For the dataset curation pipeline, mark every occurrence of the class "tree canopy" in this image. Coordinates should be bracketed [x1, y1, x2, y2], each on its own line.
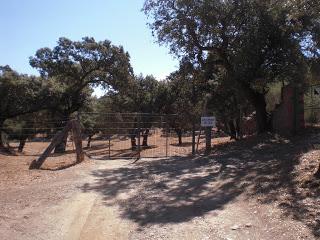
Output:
[30, 37, 134, 94]
[0, 66, 49, 120]
[143, 0, 320, 132]
[0, 66, 54, 148]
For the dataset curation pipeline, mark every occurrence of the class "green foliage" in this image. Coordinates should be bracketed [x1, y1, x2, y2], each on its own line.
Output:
[94, 75, 162, 135]
[29, 37, 134, 119]
[144, 0, 320, 132]
[0, 37, 134, 150]
[78, 97, 101, 136]
[30, 37, 133, 93]
[0, 66, 49, 123]
[161, 63, 205, 131]
[104, 74, 160, 113]
[3, 111, 55, 138]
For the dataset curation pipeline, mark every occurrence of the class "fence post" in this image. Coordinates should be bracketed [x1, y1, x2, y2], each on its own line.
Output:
[108, 138, 111, 159]
[205, 126, 212, 154]
[166, 121, 169, 158]
[137, 114, 141, 159]
[192, 121, 196, 155]
[196, 128, 202, 152]
[29, 121, 73, 169]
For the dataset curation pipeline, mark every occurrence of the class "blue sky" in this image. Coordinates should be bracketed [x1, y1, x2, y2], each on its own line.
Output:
[0, 0, 178, 95]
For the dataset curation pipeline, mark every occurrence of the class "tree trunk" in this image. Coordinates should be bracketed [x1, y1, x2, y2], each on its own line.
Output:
[228, 120, 237, 140]
[18, 138, 27, 153]
[0, 119, 5, 149]
[222, 119, 229, 134]
[178, 133, 182, 145]
[192, 122, 196, 155]
[54, 116, 70, 153]
[87, 135, 92, 148]
[230, 117, 242, 140]
[240, 83, 269, 134]
[54, 130, 69, 153]
[131, 134, 137, 150]
[254, 97, 269, 134]
[71, 120, 84, 163]
[30, 121, 73, 169]
[175, 129, 183, 145]
[246, 88, 269, 133]
[142, 129, 149, 147]
[205, 127, 212, 153]
[0, 136, 4, 149]
[315, 164, 320, 178]
[130, 118, 138, 150]
[235, 117, 241, 139]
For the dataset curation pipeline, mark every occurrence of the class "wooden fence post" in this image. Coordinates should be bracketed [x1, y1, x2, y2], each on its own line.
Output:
[29, 122, 72, 169]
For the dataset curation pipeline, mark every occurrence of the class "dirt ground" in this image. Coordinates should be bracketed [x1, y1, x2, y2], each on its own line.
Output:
[1, 129, 320, 239]
[85, 130, 231, 159]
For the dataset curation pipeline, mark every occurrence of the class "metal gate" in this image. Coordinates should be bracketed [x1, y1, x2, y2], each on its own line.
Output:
[79, 113, 199, 159]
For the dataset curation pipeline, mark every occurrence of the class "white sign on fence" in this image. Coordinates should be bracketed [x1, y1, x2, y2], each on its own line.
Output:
[201, 116, 216, 127]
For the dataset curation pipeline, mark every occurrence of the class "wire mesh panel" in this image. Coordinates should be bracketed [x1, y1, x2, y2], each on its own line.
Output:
[167, 130, 193, 156]
[79, 113, 197, 159]
[2, 113, 225, 160]
[2, 120, 79, 162]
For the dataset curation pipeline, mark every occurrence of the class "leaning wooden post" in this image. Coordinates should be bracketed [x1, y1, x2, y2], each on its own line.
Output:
[137, 114, 141, 159]
[165, 121, 169, 158]
[29, 121, 72, 169]
[29, 119, 84, 170]
[71, 120, 84, 163]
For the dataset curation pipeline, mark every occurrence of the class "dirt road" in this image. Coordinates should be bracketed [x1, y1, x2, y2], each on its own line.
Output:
[1, 133, 320, 239]
[0, 160, 316, 239]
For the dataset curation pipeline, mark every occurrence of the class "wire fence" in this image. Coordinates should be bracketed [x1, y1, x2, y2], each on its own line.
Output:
[2, 112, 220, 159]
[79, 112, 194, 159]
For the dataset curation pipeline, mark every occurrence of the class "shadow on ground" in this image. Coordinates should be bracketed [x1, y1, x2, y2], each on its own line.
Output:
[81, 129, 320, 237]
[85, 145, 159, 160]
